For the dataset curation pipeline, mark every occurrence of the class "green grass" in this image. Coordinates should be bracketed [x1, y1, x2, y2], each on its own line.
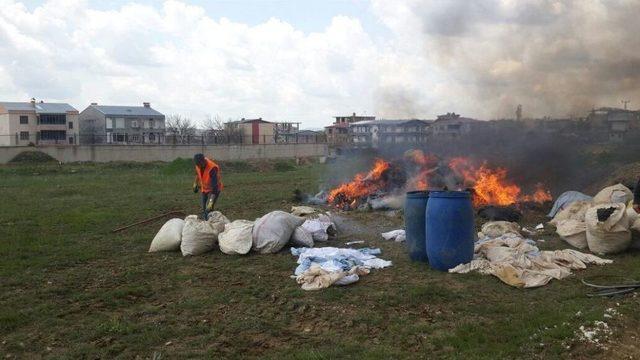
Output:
[0, 161, 639, 359]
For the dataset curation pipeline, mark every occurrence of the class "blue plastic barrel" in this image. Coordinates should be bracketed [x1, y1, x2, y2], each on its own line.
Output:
[404, 190, 429, 262]
[425, 191, 475, 271]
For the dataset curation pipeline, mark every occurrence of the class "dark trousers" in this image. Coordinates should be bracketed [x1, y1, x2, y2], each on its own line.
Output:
[201, 192, 220, 219]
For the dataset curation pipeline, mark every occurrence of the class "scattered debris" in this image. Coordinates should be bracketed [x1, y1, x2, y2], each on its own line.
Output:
[381, 229, 406, 242]
[345, 240, 365, 246]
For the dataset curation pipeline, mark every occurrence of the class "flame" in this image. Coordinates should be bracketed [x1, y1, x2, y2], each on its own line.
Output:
[327, 153, 552, 210]
[328, 158, 391, 208]
[449, 157, 552, 207]
[405, 149, 439, 191]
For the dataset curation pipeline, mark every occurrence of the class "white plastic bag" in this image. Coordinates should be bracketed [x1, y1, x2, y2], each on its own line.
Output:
[593, 184, 633, 204]
[149, 218, 184, 252]
[585, 203, 631, 255]
[219, 220, 254, 255]
[290, 226, 314, 247]
[555, 219, 587, 249]
[181, 213, 229, 256]
[252, 211, 305, 254]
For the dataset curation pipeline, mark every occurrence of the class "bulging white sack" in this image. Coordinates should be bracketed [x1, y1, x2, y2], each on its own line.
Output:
[593, 184, 633, 205]
[149, 218, 184, 252]
[219, 220, 254, 255]
[252, 211, 304, 254]
[586, 203, 631, 255]
[478, 221, 521, 239]
[181, 212, 229, 256]
[555, 219, 588, 249]
[300, 213, 335, 242]
[549, 200, 592, 226]
[290, 226, 314, 248]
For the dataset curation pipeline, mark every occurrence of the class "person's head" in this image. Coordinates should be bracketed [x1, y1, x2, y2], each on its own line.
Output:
[193, 153, 206, 168]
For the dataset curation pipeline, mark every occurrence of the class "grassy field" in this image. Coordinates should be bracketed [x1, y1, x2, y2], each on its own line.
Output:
[1, 159, 639, 359]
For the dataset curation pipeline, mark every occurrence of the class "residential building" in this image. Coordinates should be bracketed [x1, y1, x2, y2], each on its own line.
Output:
[350, 119, 431, 148]
[0, 98, 79, 146]
[430, 113, 483, 138]
[274, 121, 301, 143]
[225, 118, 275, 144]
[586, 107, 640, 142]
[325, 112, 375, 146]
[78, 102, 165, 144]
[280, 130, 325, 143]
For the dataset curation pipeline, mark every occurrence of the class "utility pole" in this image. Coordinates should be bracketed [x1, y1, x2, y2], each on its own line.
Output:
[621, 100, 630, 110]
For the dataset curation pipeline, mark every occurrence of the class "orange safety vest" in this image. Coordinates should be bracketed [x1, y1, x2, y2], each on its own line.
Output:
[195, 158, 224, 193]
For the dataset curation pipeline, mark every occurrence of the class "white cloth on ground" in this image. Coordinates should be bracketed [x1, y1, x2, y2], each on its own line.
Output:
[291, 247, 392, 290]
[449, 233, 612, 288]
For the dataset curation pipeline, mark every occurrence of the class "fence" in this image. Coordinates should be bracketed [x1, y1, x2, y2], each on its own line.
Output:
[80, 133, 327, 146]
[0, 133, 78, 146]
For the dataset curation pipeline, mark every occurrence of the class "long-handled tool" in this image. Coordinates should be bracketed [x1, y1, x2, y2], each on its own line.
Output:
[111, 210, 186, 233]
[582, 278, 640, 297]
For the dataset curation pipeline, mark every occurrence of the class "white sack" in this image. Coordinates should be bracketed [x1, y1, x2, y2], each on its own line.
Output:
[290, 226, 314, 247]
[585, 203, 631, 255]
[555, 219, 588, 249]
[593, 184, 633, 204]
[219, 220, 254, 255]
[301, 214, 335, 242]
[252, 211, 305, 254]
[181, 213, 229, 256]
[549, 200, 592, 226]
[149, 218, 184, 252]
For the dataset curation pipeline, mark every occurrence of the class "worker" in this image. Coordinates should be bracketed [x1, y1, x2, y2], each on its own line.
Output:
[634, 177, 640, 213]
[193, 153, 224, 219]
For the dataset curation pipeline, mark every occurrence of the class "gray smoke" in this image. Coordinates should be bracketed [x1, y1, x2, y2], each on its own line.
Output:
[376, 0, 640, 119]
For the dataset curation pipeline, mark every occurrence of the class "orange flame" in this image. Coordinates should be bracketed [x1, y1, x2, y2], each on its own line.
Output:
[449, 157, 552, 207]
[328, 158, 391, 208]
[405, 149, 439, 191]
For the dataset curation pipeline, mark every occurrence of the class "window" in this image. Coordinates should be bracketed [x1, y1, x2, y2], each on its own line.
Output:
[39, 114, 66, 125]
[131, 134, 140, 142]
[149, 133, 156, 142]
[106, 118, 113, 129]
[20, 131, 29, 140]
[115, 118, 125, 129]
[40, 130, 66, 140]
[149, 119, 155, 129]
[68, 137, 74, 144]
[20, 116, 28, 124]
[68, 121, 73, 129]
[131, 120, 138, 128]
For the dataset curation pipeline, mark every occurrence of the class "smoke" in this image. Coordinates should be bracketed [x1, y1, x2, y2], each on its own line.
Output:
[372, 0, 640, 118]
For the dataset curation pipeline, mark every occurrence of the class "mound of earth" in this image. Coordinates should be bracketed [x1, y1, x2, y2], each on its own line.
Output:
[9, 151, 57, 164]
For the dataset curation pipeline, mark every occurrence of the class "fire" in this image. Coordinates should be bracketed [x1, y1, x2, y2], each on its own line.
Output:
[328, 158, 391, 208]
[449, 157, 552, 207]
[327, 152, 553, 210]
[405, 149, 439, 191]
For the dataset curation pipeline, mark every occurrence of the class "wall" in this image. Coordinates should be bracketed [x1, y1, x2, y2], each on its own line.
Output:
[0, 143, 328, 164]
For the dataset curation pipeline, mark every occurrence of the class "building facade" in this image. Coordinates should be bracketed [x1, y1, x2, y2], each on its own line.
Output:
[78, 102, 165, 144]
[350, 119, 431, 148]
[225, 118, 275, 144]
[325, 112, 375, 146]
[0, 99, 79, 146]
[430, 113, 483, 138]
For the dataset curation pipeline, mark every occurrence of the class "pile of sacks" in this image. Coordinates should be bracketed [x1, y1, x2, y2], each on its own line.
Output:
[549, 184, 640, 255]
[450, 221, 612, 288]
[148, 206, 336, 256]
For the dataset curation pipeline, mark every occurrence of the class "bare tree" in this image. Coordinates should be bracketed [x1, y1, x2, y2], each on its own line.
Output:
[166, 114, 196, 144]
[202, 114, 243, 144]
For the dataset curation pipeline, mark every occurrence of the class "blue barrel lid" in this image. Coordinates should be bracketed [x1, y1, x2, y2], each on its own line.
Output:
[428, 190, 471, 198]
[406, 190, 430, 198]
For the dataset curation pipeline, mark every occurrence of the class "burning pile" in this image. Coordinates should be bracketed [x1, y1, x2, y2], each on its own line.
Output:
[327, 150, 552, 210]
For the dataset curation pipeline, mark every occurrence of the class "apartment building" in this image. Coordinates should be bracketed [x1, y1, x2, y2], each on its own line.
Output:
[79, 102, 165, 144]
[325, 112, 375, 146]
[350, 119, 431, 148]
[0, 99, 79, 146]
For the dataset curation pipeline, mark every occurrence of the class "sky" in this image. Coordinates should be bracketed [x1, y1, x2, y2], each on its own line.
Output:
[1, 0, 639, 128]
